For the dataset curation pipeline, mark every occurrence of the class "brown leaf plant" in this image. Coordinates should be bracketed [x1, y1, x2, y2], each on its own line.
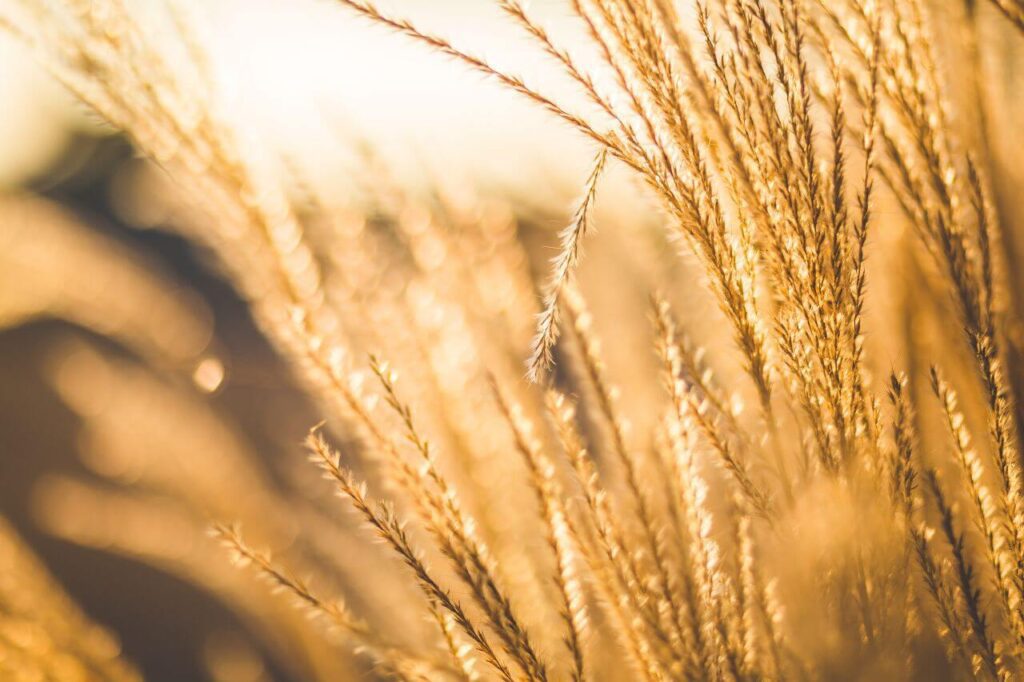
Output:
[5, 0, 1024, 679]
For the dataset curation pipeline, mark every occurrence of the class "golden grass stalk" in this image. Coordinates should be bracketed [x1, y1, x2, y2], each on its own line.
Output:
[545, 387, 671, 681]
[923, 469, 1006, 680]
[492, 383, 588, 682]
[527, 147, 608, 383]
[653, 293, 773, 521]
[307, 435, 517, 682]
[988, 0, 1024, 33]
[930, 367, 1022, 650]
[212, 523, 444, 681]
[365, 364, 552, 682]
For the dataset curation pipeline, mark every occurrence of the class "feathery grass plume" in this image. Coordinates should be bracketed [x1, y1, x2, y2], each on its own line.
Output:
[923, 469, 1006, 680]
[544, 388, 670, 681]
[662, 383, 739, 681]
[334, 0, 780, 431]
[430, 606, 480, 682]
[307, 433, 516, 682]
[366, 363, 552, 682]
[492, 382, 588, 682]
[930, 367, 1023, 651]
[889, 380, 974, 676]
[653, 292, 773, 522]
[561, 287, 696, 668]
[885, 371, 930, 674]
[887, 373, 918, 520]
[34, 473, 374, 681]
[735, 503, 786, 680]
[911, 519, 976, 676]
[212, 523, 445, 681]
[655, 300, 790, 679]
[308, 427, 552, 682]
[527, 147, 607, 383]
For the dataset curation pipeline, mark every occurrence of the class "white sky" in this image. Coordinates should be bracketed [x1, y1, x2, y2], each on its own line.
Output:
[0, 0, 610, 200]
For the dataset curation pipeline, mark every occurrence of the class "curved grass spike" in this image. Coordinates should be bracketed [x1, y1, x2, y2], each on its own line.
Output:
[527, 147, 608, 383]
[308, 433, 517, 682]
[212, 523, 455, 681]
[366, 361, 552, 682]
[492, 381, 588, 682]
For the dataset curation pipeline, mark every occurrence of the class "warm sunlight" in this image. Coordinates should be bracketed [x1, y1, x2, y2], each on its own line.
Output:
[1, 0, 1024, 680]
